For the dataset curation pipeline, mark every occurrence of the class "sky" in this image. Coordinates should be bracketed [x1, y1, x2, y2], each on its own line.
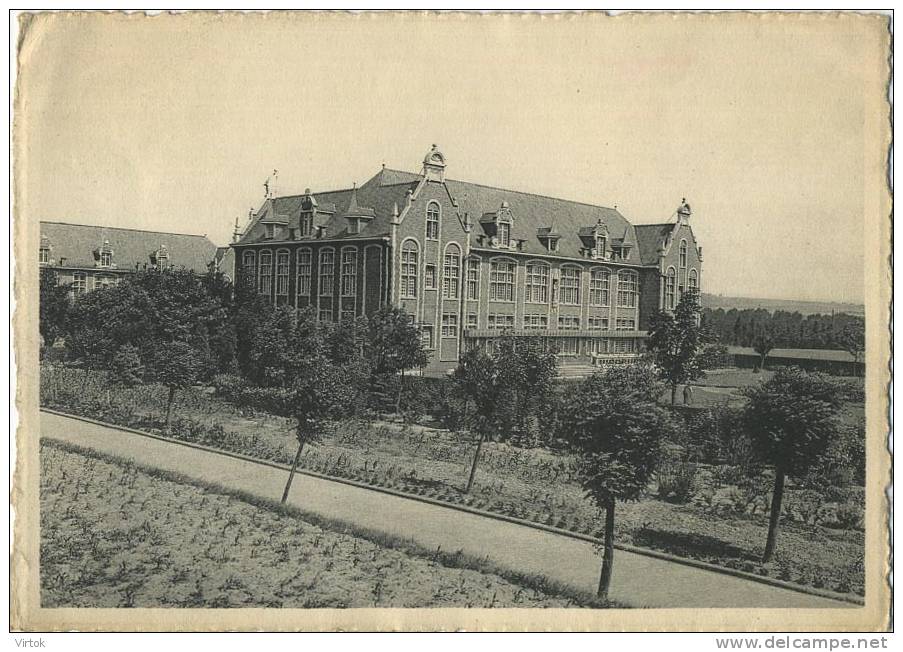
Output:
[17, 12, 888, 303]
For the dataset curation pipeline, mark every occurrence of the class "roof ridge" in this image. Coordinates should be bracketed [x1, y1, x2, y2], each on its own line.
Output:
[40, 220, 210, 239]
[381, 167, 620, 212]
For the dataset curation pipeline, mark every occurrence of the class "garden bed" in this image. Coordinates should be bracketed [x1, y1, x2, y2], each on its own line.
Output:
[40, 365, 865, 598]
[40, 442, 609, 608]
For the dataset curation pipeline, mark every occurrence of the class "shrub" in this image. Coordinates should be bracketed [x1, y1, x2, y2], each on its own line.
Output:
[783, 489, 823, 524]
[656, 456, 698, 504]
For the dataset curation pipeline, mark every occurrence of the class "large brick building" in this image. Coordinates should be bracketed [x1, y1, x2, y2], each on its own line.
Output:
[38, 221, 228, 295]
[232, 146, 702, 374]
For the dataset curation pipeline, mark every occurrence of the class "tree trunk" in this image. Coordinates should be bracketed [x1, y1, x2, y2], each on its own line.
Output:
[762, 466, 786, 563]
[465, 431, 486, 494]
[759, 352, 768, 371]
[281, 439, 306, 504]
[670, 383, 678, 406]
[164, 386, 176, 433]
[395, 368, 404, 415]
[597, 499, 616, 600]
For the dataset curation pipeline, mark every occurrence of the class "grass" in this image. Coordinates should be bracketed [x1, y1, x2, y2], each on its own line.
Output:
[40, 364, 865, 598]
[40, 440, 613, 608]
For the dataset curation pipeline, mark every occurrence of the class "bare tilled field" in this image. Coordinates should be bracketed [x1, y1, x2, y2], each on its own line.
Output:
[40, 442, 606, 608]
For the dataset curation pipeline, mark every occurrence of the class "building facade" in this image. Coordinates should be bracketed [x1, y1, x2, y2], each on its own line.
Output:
[38, 221, 225, 296]
[232, 146, 703, 375]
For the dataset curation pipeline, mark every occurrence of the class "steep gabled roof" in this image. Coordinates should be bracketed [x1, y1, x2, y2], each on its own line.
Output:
[39, 221, 218, 272]
[634, 223, 674, 265]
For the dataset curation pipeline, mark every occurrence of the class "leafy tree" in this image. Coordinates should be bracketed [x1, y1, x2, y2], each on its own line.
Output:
[151, 340, 205, 432]
[281, 354, 363, 503]
[493, 335, 559, 445]
[452, 347, 503, 493]
[741, 366, 842, 562]
[836, 320, 865, 374]
[647, 288, 711, 404]
[109, 344, 145, 388]
[233, 269, 274, 380]
[557, 363, 673, 599]
[39, 268, 71, 348]
[752, 327, 779, 372]
[366, 306, 430, 413]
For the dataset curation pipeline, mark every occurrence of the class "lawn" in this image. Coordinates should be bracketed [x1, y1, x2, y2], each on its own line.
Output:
[40, 365, 865, 598]
[40, 442, 608, 608]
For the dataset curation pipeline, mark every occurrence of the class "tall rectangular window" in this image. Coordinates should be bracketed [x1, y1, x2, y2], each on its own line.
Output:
[489, 260, 515, 302]
[300, 213, 313, 238]
[421, 325, 434, 349]
[400, 244, 418, 298]
[318, 249, 335, 296]
[497, 221, 511, 247]
[72, 272, 87, 296]
[525, 264, 549, 303]
[466, 258, 480, 300]
[666, 269, 676, 310]
[426, 203, 440, 240]
[39, 247, 49, 265]
[560, 267, 580, 305]
[258, 251, 273, 295]
[441, 313, 458, 338]
[340, 249, 357, 296]
[443, 246, 461, 299]
[296, 248, 312, 297]
[425, 264, 437, 290]
[617, 271, 638, 308]
[558, 338, 579, 356]
[589, 269, 610, 306]
[275, 251, 290, 296]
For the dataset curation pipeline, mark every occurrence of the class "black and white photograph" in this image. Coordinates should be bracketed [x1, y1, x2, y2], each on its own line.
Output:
[10, 9, 892, 633]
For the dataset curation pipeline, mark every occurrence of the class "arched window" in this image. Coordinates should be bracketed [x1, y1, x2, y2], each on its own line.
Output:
[426, 202, 440, 240]
[275, 249, 290, 297]
[466, 256, 481, 300]
[296, 248, 312, 297]
[688, 268, 698, 292]
[340, 247, 358, 296]
[318, 248, 335, 296]
[617, 270, 638, 308]
[589, 268, 610, 306]
[400, 240, 419, 299]
[525, 262, 549, 303]
[679, 239, 688, 268]
[258, 250, 273, 295]
[489, 258, 515, 302]
[242, 250, 256, 285]
[442, 243, 461, 299]
[665, 267, 677, 309]
[559, 267, 581, 305]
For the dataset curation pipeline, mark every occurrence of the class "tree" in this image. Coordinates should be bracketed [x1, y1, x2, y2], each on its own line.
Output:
[109, 344, 145, 388]
[741, 366, 842, 562]
[752, 327, 778, 372]
[493, 335, 559, 445]
[557, 363, 673, 599]
[647, 288, 710, 404]
[836, 320, 865, 375]
[452, 347, 503, 493]
[281, 354, 363, 503]
[366, 306, 430, 414]
[39, 268, 71, 349]
[151, 341, 204, 432]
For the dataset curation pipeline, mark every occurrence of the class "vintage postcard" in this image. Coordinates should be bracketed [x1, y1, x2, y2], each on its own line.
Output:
[10, 10, 892, 632]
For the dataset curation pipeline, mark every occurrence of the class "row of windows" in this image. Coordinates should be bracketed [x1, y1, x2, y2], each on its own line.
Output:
[665, 267, 700, 310]
[243, 247, 359, 298]
[476, 314, 634, 331]
[475, 336, 642, 357]
[400, 241, 640, 308]
[69, 272, 120, 295]
[40, 247, 169, 268]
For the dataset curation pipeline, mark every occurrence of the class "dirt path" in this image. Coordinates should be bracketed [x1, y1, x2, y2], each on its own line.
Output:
[40, 410, 851, 609]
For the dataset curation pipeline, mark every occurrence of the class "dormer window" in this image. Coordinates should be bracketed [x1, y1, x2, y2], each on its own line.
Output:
[480, 202, 515, 249]
[537, 227, 560, 253]
[265, 223, 276, 240]
[95, 239, 114, 268]
[497, 220, 511, 247]
[595, 235, 607, 258]
[100, 250, 112, 267]
[300, 213, 313, 238]
[549, 239, 558, 253]
[152, 245, 169, 269]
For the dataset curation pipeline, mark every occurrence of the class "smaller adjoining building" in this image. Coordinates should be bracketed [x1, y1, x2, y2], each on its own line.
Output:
[38, 221, 228, 296]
